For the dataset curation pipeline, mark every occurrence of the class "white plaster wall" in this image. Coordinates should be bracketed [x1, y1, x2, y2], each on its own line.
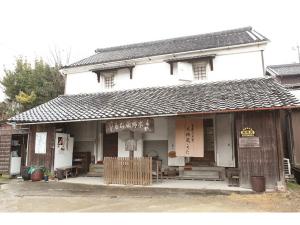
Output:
[65, 72, 101, 95]
[290, 90, 300, 101]
[144, 118, 168, 140]
[65, 46, 265, 95]
[67, 121, 96, 160]
[54, 134, 74, 170]
[167, 118, 185, 166]
[207, 51, 264, 81]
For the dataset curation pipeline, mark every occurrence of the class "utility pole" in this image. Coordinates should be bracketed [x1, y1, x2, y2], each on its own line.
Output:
[293, 45, 300, 63]
[297, 45, 300, 63]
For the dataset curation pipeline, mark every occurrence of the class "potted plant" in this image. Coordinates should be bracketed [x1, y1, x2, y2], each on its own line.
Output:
[43, 169, 50, 182]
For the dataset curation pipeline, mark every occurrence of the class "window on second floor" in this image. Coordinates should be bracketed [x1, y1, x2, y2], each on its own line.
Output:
[192, 61, 207, 80]
[104, 72, 115, 89]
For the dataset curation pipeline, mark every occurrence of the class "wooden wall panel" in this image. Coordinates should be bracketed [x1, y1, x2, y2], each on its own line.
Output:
[0, 125, 12, 175]
[28, 124, 56, 170]
[291, 110, 300, 166]
[236, 111, 283, 188]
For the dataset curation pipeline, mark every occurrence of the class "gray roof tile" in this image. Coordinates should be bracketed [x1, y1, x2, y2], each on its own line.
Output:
[267, 63, 300, 76]
[66, 27, 268, 68]
[9, 78, 300, 123]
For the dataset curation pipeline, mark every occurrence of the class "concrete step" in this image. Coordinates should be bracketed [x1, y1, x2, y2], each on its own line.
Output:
[86, 171, 103, 177]
[188, 166, 225, 172]
[181, 167, 225, 180]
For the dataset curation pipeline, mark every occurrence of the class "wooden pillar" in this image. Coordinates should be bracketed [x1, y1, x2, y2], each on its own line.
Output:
[129, 131, 134, 159]
[275, 110, 285, 187]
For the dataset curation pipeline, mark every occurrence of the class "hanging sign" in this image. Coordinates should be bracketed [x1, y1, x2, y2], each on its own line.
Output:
[240, 127, 255, 137]
[106, 118, 154, 134]
[175, 118, 204, 157]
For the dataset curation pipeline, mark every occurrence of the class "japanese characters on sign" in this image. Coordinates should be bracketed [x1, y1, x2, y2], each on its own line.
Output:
[240, 127, 255, 137]
[239, 127, 260, 148]
[239, 137, 260, 148]
[106, 118, 154, 134]
[175, 118, 204, 157]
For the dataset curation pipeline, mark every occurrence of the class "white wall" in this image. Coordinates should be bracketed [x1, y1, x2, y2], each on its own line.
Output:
[66, 121, 103, 162]
[54, 133, 74, 170]
[290, 90, 300, 101]
[207, 50, 263, 81]
[144, 118, 168, 140]
[64, 45, 266, 95]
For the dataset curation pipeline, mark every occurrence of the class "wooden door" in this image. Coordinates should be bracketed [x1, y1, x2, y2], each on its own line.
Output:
[216, 114, 235, 167]
[103, 132, 118, 157]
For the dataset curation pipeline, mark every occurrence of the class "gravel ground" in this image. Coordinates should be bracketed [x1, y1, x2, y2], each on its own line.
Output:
[0, 179, 300, 212]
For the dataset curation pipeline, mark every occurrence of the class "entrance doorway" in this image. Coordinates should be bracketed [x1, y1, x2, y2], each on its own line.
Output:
[190, 119, 215, 166]
[103, 128, 118, 158]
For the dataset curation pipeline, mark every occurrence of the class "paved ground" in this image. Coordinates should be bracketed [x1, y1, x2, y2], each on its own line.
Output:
[60, 176, 250, 191]
[1, 178, 300, 212]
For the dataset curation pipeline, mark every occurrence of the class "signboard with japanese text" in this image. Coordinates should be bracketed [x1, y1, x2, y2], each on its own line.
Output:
[105, 118, 154, 134]
[239, 127, 260, 148]
[175, 118, 204, 157]
[239, 137, 260, 148]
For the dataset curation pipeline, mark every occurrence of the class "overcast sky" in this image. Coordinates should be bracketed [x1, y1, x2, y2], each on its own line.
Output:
[1, 0, 300, 101]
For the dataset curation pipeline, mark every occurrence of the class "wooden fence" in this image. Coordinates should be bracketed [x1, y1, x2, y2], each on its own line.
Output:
[104, 157, 152, 185]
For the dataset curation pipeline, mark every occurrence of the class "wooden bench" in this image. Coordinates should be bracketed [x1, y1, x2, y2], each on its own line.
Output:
[56, 166, 79, 179]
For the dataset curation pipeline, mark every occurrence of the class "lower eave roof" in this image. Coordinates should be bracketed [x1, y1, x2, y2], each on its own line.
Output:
[9, 77, 300, 124]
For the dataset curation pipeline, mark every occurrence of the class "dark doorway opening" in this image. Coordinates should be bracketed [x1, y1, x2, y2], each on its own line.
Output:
[103, 127, 118, 158]
[190, 118, 215, 166]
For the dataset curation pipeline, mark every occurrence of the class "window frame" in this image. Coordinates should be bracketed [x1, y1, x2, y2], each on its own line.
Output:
[104, 72, 115, 89]
[34, 132, 47, 154]
[192, 61, 208, 81]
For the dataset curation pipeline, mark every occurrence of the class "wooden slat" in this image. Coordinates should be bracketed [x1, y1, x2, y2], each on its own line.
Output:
[236, 111, 282, 188]
[103, 157, 152, 185]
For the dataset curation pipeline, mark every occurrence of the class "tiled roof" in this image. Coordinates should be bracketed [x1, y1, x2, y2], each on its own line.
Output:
[65, 27, 268, 68]
[266, 63, 300, 76]
[9, 78, 299, 123]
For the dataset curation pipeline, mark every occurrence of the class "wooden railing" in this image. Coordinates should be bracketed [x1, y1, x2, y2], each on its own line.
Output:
[103, 157, 152, 185]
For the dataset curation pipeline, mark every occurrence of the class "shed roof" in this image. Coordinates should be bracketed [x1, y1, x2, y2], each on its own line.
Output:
[266, 63, 300, 76]
[9, 78, 299, 124]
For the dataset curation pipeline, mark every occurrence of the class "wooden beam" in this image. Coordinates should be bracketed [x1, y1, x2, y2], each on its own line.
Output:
[97, 72, 101, 83]
[129, 67, 133, 79]
[209, 58, 214, 71]
[168, 62, 173, 75]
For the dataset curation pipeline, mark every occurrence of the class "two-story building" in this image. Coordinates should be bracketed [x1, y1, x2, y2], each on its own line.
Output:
[6, 27, 300, 190]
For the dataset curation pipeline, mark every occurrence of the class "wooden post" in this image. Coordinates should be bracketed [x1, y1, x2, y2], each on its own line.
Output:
[129, 131, 134, 159]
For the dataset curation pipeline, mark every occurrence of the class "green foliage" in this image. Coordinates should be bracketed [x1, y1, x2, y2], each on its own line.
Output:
[15, 91, 37, 105]
[0, 58, 65, 114]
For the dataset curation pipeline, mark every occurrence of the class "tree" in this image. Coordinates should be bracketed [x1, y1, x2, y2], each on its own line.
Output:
[0, 57, 65, 114]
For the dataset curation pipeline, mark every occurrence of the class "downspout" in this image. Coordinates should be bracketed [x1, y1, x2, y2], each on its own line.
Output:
[261, 50, 265, 75]
[95, 121, 99, 163]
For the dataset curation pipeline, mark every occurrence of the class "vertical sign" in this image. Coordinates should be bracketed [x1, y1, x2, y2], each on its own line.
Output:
[175, 118, 204, 157]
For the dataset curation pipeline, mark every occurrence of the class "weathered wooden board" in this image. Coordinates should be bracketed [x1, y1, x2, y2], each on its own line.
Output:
[291, 110, 300, 166]
[104, 157, 152, 185]
[0, 125, 12, 175]
[236, 111, 283, 189]
[28, 124, 56, 170]
[239, 137, 260, 148]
